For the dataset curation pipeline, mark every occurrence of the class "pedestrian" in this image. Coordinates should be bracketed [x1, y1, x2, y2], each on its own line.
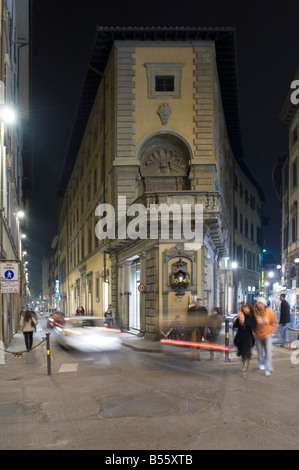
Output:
[186, 297, 208, 360]
[233, 302, 256, 376]
[20, 309, 37, 351]
[76, 307, 80, 316]
[20, 307, 25, 318]
[207, 307, 222, 360]
[253, 297, 278, 376]
[104, 304, 114, 328]
[279, 294, 291, 346]
[80, 306, 85, 316]
[169, 315, 184, 340]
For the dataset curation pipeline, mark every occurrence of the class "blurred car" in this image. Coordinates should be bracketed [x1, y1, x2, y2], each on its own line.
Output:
[47, 312, 66, 329]
[54, 316, 122, 352]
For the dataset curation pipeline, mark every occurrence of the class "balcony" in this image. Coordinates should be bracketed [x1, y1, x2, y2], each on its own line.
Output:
[103, 191, 228, 255]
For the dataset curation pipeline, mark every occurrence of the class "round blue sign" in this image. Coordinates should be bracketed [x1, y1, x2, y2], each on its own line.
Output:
[4, 270, 14, 279]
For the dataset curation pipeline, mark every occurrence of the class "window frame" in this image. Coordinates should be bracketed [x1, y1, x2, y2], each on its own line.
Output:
[145, 62, 184, 99]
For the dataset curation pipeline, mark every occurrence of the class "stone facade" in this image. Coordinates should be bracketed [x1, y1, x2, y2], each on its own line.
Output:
[57, 28, 263, 338]
[276, 67, 299, 290]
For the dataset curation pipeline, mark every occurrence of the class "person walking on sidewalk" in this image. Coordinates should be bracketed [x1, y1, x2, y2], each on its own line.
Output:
[233, 303, 256, 377]
[207, 307, 222, 360]
[20, 309, 37, 351]
[253, 297, 278, 376]
[279, 294, 291, 346]
[186, 297, 208, 361]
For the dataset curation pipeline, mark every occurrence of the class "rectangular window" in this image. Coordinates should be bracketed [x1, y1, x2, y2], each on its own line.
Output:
[245, 189, 249, 204]
[145, 62, 184, 99]
[291, 158, 298, 189]
[250, 195, 256, 210]
[155, 75, 174, 92]
[251, 223, 254, 241]
[290, 217, 297, 242]
[96, 275, 100, 302]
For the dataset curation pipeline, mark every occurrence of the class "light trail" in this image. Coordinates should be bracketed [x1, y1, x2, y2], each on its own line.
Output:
[160, 338, 230, 351]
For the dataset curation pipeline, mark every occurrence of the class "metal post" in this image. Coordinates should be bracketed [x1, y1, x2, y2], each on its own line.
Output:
[46, 333, 51, 375]
[225, 319, 230, 362]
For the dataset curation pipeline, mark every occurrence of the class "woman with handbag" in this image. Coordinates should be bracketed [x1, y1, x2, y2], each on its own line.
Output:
[20, 309, 37, 351]
[233, 303, 256, 377]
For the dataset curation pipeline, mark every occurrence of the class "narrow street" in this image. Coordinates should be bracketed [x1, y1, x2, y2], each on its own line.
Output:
[0, 317, 299, 451]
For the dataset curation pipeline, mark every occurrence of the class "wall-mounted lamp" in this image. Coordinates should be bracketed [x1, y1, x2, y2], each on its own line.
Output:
[169, 258, 190, 297]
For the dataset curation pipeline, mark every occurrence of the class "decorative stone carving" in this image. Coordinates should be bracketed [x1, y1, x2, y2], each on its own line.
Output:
[142, 147, 187, 177]
[158, 103, 171, 125]
[139, 133, 191, 192]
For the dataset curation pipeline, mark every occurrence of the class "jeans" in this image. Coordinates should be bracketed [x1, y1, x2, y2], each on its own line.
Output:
[23, 331, 33, 350]
[255, 335, 273, 373]
[278, 323, 289, 344]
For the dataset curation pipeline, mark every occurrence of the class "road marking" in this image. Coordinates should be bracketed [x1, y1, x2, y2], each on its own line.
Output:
[58, 363, 78, 373]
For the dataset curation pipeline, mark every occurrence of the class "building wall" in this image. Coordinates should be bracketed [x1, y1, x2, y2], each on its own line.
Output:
[233, 161, 263, 304]
[281, 80, 299, 288]
[57, 35, 263, 337]
[0, 0, 29, 345]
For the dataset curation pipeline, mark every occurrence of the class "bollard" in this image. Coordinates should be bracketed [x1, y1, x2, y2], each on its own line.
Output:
[224, 319, 230, 362]
[46, 333, 51, 375]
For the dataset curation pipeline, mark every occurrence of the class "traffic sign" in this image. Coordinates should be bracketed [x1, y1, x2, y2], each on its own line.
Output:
[0, 261, 19, 280]
[0, 261, 21, 293]
[1, 281, 20, 293]
[4, 270, 14, 279]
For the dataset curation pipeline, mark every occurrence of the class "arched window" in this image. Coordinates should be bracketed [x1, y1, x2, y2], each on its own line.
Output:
[290, 265, 296, 279]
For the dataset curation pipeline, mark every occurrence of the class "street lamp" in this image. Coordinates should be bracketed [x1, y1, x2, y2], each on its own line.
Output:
[221, 259, 238, 315]
[0, 106, 16, 123]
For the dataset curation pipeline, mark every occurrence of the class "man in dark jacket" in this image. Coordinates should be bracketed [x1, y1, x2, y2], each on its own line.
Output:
[279, 294, 291, 346]
[186, 298, 208, 360]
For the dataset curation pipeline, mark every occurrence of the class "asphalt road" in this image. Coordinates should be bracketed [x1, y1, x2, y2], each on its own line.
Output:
[1, 318, 299, 451]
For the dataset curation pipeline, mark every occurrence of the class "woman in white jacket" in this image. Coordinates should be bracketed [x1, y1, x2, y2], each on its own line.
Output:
[20, 309, 37, 351]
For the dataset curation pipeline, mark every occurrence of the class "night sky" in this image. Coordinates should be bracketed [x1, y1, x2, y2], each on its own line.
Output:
[28, 0, 299, 296]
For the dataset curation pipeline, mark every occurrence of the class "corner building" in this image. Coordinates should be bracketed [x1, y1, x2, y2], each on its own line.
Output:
[57, 27, 263, 339]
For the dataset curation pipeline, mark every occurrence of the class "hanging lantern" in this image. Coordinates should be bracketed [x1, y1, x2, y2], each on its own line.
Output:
[169, 258, 190, 297]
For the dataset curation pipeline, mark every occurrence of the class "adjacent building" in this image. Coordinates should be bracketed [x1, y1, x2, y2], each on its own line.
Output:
[273, 67, 299, 292]
[0, 0, 30, 346]
[57, 27, 264, 339]
[232, 160, 264, 308]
